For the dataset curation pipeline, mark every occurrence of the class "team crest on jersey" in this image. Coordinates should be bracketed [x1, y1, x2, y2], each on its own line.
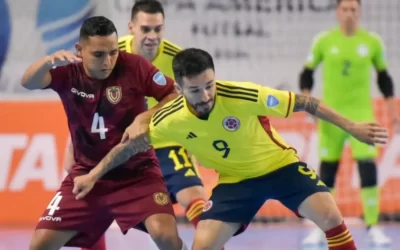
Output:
[203, 200, 213, 212]
[106, 86, 122, 104]
[153, 192, 169, 206]
[223, 116, 240, 132]
[330, 46, 339, 54]
[357, 44, 369, 57]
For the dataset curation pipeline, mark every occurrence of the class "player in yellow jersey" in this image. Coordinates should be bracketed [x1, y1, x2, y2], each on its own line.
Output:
[120, 0, 207, 229]
[75, 2, 207, 250]
[73, 48, 388, 250]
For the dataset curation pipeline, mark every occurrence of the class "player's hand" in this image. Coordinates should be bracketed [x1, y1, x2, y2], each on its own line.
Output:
[348, 122, 388, 145]
[72, 174, 96, 200]
[46, 50, 82, 68]
[121, 117, 151, 153]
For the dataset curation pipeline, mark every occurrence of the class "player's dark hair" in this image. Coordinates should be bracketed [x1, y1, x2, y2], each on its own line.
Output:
[80, 16, 117, 40]
[131, 0, 165, 20]
[173, 48, 215, 86]
[337, 0, 361, 6]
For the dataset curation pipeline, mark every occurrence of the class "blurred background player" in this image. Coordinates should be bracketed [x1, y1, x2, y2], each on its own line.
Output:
[79, 1, 208, 250]
[299, 0, 399, 246]
[22, 16, 187, 250]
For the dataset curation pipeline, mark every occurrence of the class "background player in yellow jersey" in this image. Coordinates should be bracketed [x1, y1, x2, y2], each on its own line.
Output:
[120, 0, 207, 229]
[299, 0, 398, 246]
[74, 48, 388, 250]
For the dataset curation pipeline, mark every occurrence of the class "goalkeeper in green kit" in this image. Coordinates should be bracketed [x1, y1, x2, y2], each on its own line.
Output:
[299, 0, 399, 246]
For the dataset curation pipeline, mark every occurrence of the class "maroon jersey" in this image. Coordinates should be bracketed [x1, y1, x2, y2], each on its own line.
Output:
[48, 51, 175, 175]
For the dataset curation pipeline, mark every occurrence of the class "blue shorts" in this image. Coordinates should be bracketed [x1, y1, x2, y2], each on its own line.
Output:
[200, 162, 330, 235]
[155, 146, 203, 204]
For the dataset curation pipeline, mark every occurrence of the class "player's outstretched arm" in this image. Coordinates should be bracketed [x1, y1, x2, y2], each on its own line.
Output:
[87, 134, 150, 182]
[293, 94, 388, 145]
[21, 50, 81, 90]
[21, 57, 53, 90]
[72, 135, 151, 200]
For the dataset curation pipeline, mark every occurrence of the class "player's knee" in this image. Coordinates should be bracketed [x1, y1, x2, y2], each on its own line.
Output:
[319, 161, 339, 188]
[192, 232, 215, 250]
[30, 229, 77, 250]
[176, 186, 206, 208]
[321, 207, 343, 231]
[299, 192, 343, 231]
[29, 235, 56, 250]
[357, 160, 377, 187]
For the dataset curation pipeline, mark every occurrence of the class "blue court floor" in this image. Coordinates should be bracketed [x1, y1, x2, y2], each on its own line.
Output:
[1, 222, 399, 250]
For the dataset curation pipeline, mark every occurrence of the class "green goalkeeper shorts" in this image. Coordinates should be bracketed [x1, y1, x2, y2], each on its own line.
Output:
[318, 119, 377, 161]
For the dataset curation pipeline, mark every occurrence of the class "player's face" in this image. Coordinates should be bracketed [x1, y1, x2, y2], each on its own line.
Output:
[76, 33, 119, 80]
[336, 0, 360, 31]
[129, 12, 164, 60]
[177, 68, 216, 115]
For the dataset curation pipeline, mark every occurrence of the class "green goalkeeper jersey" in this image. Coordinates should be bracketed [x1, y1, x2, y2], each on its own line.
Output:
[305, 27, 387, 118]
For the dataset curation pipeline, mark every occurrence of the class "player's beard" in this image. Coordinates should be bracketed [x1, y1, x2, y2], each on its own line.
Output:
[193, 99, 214, 115]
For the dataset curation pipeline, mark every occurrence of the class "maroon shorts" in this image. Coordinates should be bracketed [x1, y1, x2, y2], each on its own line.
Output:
[35, 166, 175, 248]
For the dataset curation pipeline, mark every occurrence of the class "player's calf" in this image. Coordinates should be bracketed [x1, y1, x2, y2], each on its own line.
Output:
[144, 213, 185, 250]
[298, 192, 357, 250]
[358, 159, 379, 227]
[29, 229, 78, 250]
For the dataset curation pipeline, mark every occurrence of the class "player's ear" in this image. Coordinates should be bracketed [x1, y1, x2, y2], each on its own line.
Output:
[75, 43, 82, 58]
[128, 21, 134, 35]
[174, 82, 183, 95]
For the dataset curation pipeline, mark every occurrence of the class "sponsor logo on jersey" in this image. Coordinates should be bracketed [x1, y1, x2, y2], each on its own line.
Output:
[153, 71, 167, 85]
[203, 200, 213, 212]
[186, 132, 197, 139]
[153, 192, 169, 205]
[106, 86, 122, 104]
[330, 46, 339, 54]
[71, 88, 94, 99]
[223, 116, 240, 132]
[267, 95, 279, 107]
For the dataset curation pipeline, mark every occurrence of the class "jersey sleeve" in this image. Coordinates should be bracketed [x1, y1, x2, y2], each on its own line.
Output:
[46, 65, 70, 92]
[370, 32, 388, 71]
[135, 56, 176, 102]
[304, 32, 326, 69]
[244, 82, 295, 118]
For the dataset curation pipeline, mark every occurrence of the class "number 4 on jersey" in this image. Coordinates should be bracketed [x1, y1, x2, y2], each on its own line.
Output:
[47, 192, 62, 216]
[91, 112, 108, 139]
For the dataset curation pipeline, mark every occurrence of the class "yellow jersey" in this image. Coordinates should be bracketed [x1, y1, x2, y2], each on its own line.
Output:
[118, 35, 181, 148]
[149, 81, 300, 184]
